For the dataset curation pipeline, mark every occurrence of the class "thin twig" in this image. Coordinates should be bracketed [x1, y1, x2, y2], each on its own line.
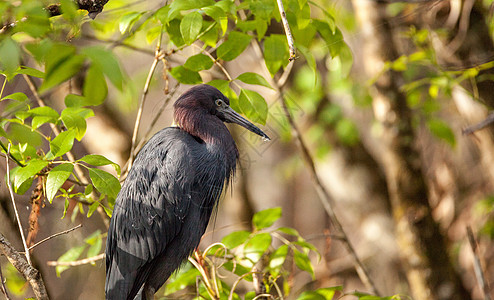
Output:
[0, 232, 48, 299]
[28, 224, 82, 251]
[124, 29, 164, 176]
[5, 144, 31, 266]
[466, 226, 492, 300]
[0, 263, 10, 300]
[462, 112, 494, 135]
[46, 253, 104, 267]
[275, 0, 296, 61]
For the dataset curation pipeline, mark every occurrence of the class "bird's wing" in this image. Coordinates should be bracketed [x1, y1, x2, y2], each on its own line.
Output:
[105, 128, 197, 300]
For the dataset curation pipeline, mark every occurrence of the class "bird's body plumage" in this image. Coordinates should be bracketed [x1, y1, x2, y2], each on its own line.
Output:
[105, 85, 268, 300]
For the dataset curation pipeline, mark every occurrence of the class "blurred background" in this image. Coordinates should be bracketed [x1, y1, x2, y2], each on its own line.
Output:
[1, 0, 494, 299]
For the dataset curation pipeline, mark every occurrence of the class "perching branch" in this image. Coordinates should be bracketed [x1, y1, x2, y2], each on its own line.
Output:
[46, 0, 109, 19]
[47, 253, 105, 267]
[28, 224, 82, 251]
[466, 226, 492, 300]
[0, 232, 48, 300]
[275, 0, 296, 61]
[5, 144, 31, 266]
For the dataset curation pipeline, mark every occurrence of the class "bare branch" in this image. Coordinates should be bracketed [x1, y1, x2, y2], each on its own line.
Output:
[0, 264, 10, 300]
[275, 0, 296, 61]
[462, 112, 494, 135]
[0, 232, 48, 300]
[46, 253, 104, 267]
[5, 144, 31, 266]
[28, 224, 82, 251]
[466, 226, 492, 300]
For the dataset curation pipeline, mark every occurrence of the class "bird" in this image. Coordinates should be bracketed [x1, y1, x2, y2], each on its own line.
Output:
[105, 84, 270, 300]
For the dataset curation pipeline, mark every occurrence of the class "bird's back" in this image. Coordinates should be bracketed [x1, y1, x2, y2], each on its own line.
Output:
[105, 127, 235, 300]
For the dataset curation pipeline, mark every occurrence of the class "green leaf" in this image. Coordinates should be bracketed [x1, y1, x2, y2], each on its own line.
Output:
[39, 44, 85, 93]
[253, 207, 281, 230]
[238, 89, 268, 125]
[87, 201, 99, 218]
[82, 47, 124, 90]
[168, 0, 215, 18]
[0, 37, 21, 79]
[50, 130, 76, 158]
[243, 232, 272, 263]
[13, 159, 48, 191]
[89, 168, 121, 201]
[87, 236, 102, 259]
[83, 64, 108, 106]
[169, 66, 202, 84]
[217, 31, 252, 61]
[236, 72, 272, 89]
[165, 19, 185, 47]
[184, 54, 214, 72]
[264, 34, 289, 76]
[79, 154, 121, 176]
[29, 106, 60, 130]
[61, 108, 93, 141]
[56, 245, 86, 276]
[269, 244, 288, 272]
[336, 118, 359, 146]
[221, 230, 251, 248]
[293, 249, 314, 277]
[296, 291, 326, 300]
[427, 119, 455, 147]
[312, 20, 345, 58]
[46, 163, 74, 203]
[202, 5, 227, 34]
[180, 11, 203, 44]
[16, 66, 45, 78]
[119, 12, 144, 34]
[1, 92, 28, 102]
[277, 226, 300, 237]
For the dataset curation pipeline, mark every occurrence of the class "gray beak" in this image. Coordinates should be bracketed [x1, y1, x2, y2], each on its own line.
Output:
[221, 106, 270, 141]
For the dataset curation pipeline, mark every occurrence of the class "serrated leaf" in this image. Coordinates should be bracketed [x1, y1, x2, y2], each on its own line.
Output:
[180, 11, 203, 44]
[253, 207, 281, 230]
[89, 168, 121, 201]
[1, 92, 28, 102]
[243, 232, 271, 263]
[236, 72, 272, 89]
[56, 245, 86, 276]
[238, 89, 268, 125]
[46, 163, 74, 203]
[169, 66, 202, 84]
[264, 34, 289, 76]
[83, 64, 108, 105]
[82, 47, 124, 90]
[184, 54, 213, 72]
[50, 130, 76, 158]
[221, 230, 251, 248]
[217, 31, 252, 61]
[79, 154, 121, 176]
[13, 160, 48, 191]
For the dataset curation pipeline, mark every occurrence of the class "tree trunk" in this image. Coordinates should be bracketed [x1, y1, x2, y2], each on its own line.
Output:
[351, 1, 470, 299]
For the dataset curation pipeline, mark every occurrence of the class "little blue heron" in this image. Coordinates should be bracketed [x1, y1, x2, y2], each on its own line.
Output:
[105, 84, 269, 300]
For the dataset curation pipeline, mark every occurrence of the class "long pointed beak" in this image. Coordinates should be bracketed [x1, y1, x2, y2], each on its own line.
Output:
[222, 106, 270, 141]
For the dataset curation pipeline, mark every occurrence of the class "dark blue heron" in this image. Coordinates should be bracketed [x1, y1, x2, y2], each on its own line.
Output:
[105, 84, 269, 300]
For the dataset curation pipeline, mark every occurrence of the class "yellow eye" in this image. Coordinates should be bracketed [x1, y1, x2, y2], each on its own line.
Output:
[215, 99, 223, 106]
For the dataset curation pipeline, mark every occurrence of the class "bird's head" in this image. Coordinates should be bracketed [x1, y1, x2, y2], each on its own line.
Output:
[174, 85, 270, 140]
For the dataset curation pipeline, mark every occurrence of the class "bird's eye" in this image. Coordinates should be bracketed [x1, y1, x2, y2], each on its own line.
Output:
[215, 99, 223, 107]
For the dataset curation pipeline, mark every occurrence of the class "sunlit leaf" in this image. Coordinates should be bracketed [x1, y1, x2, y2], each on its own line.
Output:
[79, 154, 121, 176]
[49, 130, 76, 158]
[217, 31, 252, 61]
[46, 163, 74, 203]
[221, 230, 251, 248]
[13, 159, 48, 191]
[180, 11, 203, 44]
[293, 249, 314, 277]
[56, 245, 86, 276]
[83, 64, 108, 106]
[236, 72, 272, 89]
[253, 207, 281, 230]
[184, 54, 214, 72]
[427, 119, 455, 147]
[238, 89, 268, 125]
[169, 66, 202, 84]
[82, 47, 125, 90]
[243, 232, 271, 263]
[264, 34, 289, 76]
[89, 168, 121, 201]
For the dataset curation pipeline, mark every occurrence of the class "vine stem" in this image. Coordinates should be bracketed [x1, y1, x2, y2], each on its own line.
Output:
[5, 144, 31, 265]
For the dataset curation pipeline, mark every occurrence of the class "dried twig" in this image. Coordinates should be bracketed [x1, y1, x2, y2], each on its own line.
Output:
[5, 144, 31, 266]
[46, 253, 104, 267]
[0, 232, 48, 299]
[124, 29, 164, 177]
[462, 112, 494, 135]
[0, 264, 10, 300]
[466, 226, 492, 300]
[275, 0, 296, 61]
[28, 224, 82, 251]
